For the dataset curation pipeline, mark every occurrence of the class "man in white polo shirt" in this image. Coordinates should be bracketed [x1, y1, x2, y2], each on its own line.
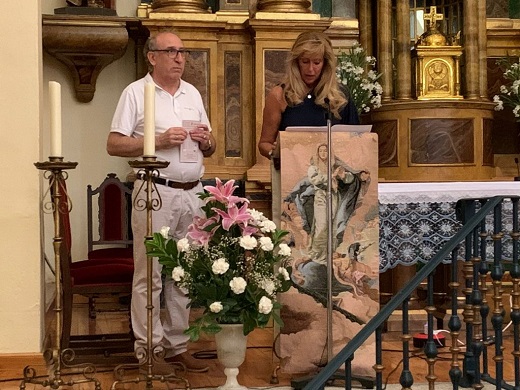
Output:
[107, 31, 214, 374]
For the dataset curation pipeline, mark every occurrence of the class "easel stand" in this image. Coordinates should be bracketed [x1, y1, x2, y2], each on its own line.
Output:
[110, 156, 190, 390]
[21, 157, 102, 390]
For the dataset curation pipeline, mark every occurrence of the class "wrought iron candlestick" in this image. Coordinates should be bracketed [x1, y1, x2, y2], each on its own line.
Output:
[21, 157, 101, 390]
[111, 156, 190, 390]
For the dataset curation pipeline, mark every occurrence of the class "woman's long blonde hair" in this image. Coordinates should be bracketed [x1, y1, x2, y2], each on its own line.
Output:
[284, 31, 347, 119]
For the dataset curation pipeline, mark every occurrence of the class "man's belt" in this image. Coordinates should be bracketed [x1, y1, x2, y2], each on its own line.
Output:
[137, 174, 200, 190]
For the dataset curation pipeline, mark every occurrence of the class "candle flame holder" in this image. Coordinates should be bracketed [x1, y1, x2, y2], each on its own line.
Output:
[111, 156, 190, 390]
[20, 157, 102, 390]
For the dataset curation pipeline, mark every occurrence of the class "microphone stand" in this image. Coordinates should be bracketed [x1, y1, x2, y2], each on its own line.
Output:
[324, 98, 334, 363]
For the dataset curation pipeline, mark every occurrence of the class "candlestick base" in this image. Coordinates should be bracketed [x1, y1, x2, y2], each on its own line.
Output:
[111, 157, 190, 389]
[35, 157, 78, 171]
[22, 159, 103, 390]
[129, 157, 169, 170]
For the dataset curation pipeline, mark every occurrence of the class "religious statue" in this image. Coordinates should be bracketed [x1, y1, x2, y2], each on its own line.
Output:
[412, 7, 462, 100]
[427, 60, 449, 92]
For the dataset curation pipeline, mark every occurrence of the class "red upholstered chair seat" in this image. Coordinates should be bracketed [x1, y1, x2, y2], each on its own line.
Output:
[71, 258, 134, 286]
[87, 247, 133, 260]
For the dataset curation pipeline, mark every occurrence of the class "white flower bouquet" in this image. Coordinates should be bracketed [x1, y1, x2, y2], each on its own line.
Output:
[146, 178, 293, 341]
[494, 57, 520, 118]
[336, 43, 383, 115]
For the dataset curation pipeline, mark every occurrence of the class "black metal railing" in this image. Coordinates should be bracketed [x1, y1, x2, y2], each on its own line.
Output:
[303, 196, 520, 390]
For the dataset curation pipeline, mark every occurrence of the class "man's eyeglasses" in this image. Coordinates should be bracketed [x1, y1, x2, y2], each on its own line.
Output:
[151, 48, 189, 58]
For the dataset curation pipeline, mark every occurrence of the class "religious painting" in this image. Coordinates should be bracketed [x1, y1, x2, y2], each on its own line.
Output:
[264, 50, 289, 98]
[183, 50, 209, 114]
[224, 51, 242, 157]
[276, 131, 379, 375]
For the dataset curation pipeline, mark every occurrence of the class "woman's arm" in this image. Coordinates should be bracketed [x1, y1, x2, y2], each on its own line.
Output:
[258, 86, 285, 159]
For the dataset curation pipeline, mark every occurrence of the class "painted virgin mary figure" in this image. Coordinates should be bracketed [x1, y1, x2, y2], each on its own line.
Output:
[284, 143, 370, 296]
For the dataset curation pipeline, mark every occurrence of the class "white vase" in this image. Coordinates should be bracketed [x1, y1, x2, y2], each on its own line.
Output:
[215, 323, 248, 390]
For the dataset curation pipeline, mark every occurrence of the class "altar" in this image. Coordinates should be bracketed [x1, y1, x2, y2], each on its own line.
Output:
[378, 181, 520, 272]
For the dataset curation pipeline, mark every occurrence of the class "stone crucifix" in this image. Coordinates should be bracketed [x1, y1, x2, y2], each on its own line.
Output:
[424, 6, 444, 26]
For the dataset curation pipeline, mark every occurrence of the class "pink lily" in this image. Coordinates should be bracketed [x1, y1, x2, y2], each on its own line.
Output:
[241, 224, 259, 237]
[204, 178, 248, 207]
[187, 215, 219, 246]
[213, 203, 252, 231]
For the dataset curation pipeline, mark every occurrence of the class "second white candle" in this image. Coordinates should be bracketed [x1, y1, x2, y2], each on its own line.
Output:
[49, 81, 62, 157]
[143, 82, 155, 156]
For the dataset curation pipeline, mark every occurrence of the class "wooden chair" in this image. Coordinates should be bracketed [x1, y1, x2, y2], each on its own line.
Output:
[55, 176, 135, 363]
[87, 173, 133, 261]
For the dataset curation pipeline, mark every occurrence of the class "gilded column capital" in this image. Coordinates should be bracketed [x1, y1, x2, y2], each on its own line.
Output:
[151, 0, 210, 13]
[256, 0, 311, 13]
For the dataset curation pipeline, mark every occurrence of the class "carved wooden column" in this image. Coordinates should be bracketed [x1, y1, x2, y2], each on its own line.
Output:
[358, 0, 372, 55]
[151, 0, 210, 12]
[377, 0, 393, 101]
[42, 15, 128, 103]
[256, 0, 311, 13]
[396, 0, 411, 100]
[478, 0, 488, 99]
[463, 0, 479, 99]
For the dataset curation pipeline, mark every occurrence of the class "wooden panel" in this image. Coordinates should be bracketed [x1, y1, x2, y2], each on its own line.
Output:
[373, 119, 398, 167]
[224, 51, 242, 158]
[410, 118, 474, 165]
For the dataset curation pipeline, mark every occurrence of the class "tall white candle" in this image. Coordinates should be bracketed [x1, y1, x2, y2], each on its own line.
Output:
[49, 81, 62, 157]
[143, 82, 155, 156]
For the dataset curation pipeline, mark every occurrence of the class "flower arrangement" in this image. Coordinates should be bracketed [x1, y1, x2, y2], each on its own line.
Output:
[494, 57, 520, 118]
[145, 178, 293, 341]
[336, 43, 383, 115]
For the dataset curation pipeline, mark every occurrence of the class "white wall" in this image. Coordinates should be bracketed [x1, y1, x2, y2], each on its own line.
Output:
[0, 0, 140, 354]
[41, 0, 140, 267]
[0, 1, 43, 352]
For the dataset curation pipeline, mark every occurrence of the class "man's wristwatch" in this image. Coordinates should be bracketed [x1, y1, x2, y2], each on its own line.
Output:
[201, 138, 212, 152]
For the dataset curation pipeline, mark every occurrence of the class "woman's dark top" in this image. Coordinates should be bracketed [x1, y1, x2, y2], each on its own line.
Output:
[279, 87, 360, 131]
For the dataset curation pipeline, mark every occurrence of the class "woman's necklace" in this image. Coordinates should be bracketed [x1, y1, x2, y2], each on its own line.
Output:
[307, 91, 313, 99]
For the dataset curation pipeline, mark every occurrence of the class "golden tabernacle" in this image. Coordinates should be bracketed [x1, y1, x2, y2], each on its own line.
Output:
[412, 7, 462, 100]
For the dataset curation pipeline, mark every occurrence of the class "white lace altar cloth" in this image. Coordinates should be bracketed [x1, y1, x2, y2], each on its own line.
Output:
[378, 181, 520, 272]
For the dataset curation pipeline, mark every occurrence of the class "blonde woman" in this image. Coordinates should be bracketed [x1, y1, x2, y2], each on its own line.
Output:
[258, 31, 359, 159]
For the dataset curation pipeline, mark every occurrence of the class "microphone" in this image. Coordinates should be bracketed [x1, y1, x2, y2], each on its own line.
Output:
[324, 97, 331, 122]
[515, 158, 520, 181]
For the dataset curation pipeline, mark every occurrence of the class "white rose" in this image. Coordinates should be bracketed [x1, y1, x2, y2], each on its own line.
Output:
[278, 267, 290, 281]
[177, 238, 190, 252]
[212, 258, 229, 275]
[260, 220, 276, 233]
[229, 277, 247, 294]
[171, 266, 185, 282]
[239, 235, 257, 250]
[248, 208, 265, 222]
[160, 226, 170, 239]
[260, 279, 275, 295]
[259, 236, 274, 251]
[209, 301, 223, 313]
[258, 296, 273, 315]
[277, 243, 291, 256]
